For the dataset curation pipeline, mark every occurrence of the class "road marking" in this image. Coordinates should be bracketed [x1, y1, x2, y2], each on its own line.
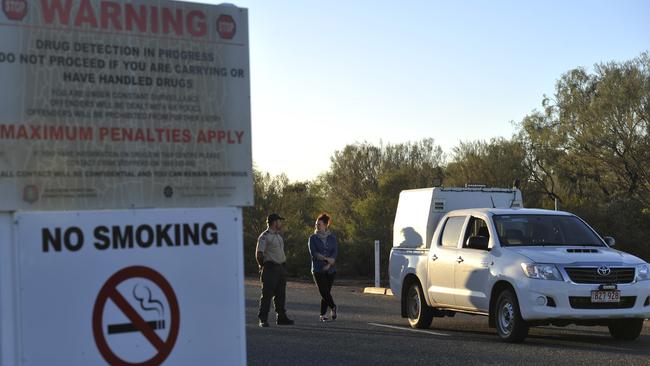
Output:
[368, 323, 450, 337]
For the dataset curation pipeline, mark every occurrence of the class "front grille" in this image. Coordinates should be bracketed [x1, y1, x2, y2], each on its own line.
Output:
[569, 296, 636, 309]
[564, 267, 635, 284]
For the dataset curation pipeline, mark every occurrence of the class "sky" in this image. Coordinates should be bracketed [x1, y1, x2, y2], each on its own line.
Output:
[200, 0, 649, 181]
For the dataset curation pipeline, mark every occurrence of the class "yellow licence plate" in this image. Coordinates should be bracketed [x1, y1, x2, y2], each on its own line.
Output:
[591, 290, 621, 303]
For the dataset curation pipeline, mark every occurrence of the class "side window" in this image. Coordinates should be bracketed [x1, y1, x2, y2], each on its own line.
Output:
[463, 217, 490, 250]
[440, 216, 466, 248]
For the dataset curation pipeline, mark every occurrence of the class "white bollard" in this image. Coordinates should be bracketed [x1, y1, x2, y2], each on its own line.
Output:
[374, 240, 380, 288]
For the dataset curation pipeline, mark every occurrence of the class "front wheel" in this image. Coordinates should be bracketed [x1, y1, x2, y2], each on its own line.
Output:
[608, 319, 644, 340]
[495, 289, 529, 343]
[406, 282, 434, 329]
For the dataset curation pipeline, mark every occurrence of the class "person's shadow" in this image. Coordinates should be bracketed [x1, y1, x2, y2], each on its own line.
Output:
[399, 227, 423, 247]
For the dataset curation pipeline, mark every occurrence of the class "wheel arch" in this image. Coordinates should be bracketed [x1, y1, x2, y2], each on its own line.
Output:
[488, 280, 517, 328]
[401, 274, 426, 318]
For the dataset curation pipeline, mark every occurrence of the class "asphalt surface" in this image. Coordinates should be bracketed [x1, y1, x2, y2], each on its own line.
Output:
[245, 278, 650, 366]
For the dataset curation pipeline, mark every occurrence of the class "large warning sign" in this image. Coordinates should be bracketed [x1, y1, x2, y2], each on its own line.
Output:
[0, 0, 253, 210]
[14, 207, 247, 365]
[93, 266, 180, 366]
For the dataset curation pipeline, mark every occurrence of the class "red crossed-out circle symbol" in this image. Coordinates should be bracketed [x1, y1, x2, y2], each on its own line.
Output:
[92, 266, 180, 366]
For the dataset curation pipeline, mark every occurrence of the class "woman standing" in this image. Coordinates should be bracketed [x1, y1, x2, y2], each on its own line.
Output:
[308, 213, 338, 322]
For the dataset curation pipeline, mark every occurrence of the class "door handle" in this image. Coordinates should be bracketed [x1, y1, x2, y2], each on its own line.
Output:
[431, 254, 438, 261]
[456, 256, 464, 263]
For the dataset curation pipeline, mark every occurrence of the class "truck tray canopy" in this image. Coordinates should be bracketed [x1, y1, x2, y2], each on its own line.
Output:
[393, 187, 522, 248]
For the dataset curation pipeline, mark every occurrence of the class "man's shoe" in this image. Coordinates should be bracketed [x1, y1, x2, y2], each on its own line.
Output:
[259, 320, 269, 328]
[276, 317, 294, 325]
[331, 306, 338, 320]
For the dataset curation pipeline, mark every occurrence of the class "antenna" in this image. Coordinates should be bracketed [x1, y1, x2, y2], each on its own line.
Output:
[490, 195, 496, 208]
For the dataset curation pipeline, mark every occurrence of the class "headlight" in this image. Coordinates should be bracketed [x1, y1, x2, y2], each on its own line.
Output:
[636, 264, 650, 281]
[521, 263, 563, 281]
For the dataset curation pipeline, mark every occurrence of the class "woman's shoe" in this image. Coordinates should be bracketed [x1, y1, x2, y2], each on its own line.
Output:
[331, 306, 337, 320]
[319, 315, 329, 322]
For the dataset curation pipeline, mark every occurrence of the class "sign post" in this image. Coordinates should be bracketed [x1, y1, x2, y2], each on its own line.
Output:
[0, 213, 19, 366]
[374, 240, 381, 288]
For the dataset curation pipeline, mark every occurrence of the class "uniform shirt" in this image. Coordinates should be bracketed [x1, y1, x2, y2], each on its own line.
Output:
[256, 229, 286, 264]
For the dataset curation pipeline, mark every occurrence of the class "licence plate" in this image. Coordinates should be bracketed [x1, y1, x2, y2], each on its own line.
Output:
[591, 290, 621, 303]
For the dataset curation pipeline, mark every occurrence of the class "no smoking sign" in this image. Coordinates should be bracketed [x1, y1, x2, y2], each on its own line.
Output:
[92, 266, 180, 366]
[14, 206, 245, 364]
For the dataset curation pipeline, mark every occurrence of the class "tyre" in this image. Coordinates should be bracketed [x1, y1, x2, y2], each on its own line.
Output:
[608, 319, 644, 340]
[495, 289, 529, 343]
[406, 281, 434, 329]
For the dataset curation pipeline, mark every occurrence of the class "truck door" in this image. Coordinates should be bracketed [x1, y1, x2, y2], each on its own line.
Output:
[426, 215, 466, 307]
[453, 216, 492, 311]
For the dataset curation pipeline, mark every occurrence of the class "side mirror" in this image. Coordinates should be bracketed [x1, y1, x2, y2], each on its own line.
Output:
[466, 236, 489, 250]
[603, 236, 615, 247]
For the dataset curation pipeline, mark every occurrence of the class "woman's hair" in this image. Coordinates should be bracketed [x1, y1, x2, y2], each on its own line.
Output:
[317, 213, 331, 227]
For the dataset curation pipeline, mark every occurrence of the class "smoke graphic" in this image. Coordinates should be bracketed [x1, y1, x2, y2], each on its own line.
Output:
[133, 283, 165, 329]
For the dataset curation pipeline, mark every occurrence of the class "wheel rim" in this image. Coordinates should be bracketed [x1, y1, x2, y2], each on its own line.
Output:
[498, 301, 514, 335]
[407, 286, 421, 321]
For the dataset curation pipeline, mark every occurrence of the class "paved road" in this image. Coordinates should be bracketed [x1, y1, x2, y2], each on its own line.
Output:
[245, 279, 650, 366]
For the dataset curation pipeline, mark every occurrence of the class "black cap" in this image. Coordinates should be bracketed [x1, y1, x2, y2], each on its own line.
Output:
[267, 213, 285, 224]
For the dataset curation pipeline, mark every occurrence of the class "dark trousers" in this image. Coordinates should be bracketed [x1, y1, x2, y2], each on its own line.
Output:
[313, 272, 336, 315]
[258, 262, 287, 321]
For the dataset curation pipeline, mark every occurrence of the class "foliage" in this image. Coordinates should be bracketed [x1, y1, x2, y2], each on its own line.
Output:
[245, 52, 650, 277]
[243, 170, 323, 277]
[518, 52, 650, 257]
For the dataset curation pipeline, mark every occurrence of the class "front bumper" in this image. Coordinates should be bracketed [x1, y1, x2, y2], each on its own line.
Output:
[516, 277, 650, 321]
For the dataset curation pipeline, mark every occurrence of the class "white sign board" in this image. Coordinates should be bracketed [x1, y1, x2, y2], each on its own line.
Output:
[0, 0, 252, 210]
[13, 207, 246, 365]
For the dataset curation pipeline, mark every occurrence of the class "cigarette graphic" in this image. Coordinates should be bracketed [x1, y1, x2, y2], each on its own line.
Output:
[107, 320, 166, 334]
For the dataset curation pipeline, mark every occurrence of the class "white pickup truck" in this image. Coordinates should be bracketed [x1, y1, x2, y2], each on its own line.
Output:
[389, 187, 650, 342]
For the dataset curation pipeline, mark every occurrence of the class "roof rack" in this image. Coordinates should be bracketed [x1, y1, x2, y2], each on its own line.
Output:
[464, 184, 487, 188]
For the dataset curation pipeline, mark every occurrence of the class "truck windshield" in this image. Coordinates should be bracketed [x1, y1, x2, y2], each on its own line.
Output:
[493, 215, 605, 247]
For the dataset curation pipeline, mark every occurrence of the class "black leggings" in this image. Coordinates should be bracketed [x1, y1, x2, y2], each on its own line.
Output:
[313, 272, 336, 315]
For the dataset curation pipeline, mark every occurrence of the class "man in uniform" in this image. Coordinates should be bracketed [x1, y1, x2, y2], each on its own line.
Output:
[256, 213, 295, 327]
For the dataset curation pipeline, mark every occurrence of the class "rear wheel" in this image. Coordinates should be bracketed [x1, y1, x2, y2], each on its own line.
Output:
[608, 319, 644, 340]
[406, 282, 434, 329]
[495, 289, 529, 343]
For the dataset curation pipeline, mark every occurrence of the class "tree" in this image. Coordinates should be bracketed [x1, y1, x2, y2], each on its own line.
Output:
[247, 52, 650, 276]
[519, 52, 650, 208]
[518, 52, 650, 260]
[350, 169, 412, 279]
[322, 139, 444, 276]
[444, 138, 527, 186]
[243, 169, 287, 274]
[243, 168, 324, 276]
